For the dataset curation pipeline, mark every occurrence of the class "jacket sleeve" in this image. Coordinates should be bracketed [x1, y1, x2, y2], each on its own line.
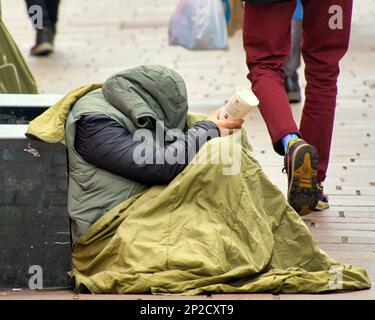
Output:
[74, 114, 220, 185]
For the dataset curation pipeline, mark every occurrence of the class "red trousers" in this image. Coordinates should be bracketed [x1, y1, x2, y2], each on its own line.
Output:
[243, 0, 353, 182]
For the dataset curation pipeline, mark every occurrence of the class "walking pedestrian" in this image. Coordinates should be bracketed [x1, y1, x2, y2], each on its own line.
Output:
[243, 0, 353, 215]
[25, 0, 60, 56]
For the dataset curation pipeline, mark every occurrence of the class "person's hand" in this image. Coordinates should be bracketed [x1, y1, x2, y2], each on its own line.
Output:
[208, 107, 244, 136]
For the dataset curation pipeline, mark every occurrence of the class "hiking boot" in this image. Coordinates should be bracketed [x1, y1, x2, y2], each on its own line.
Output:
[30, 28, 54, 57]
[285, 73, 301, 103]
[315, 182, 330, 211]
[285, 139, 319, 216]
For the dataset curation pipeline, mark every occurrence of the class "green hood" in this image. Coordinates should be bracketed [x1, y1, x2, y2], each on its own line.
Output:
[103, 65, 188, 131]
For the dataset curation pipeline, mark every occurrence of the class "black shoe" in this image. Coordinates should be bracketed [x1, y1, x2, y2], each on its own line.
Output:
[30, 28, 54, 57]
[285, 73, 301, 103]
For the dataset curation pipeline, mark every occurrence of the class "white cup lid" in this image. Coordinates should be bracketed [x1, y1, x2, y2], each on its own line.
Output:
[236, 87, 259, 107]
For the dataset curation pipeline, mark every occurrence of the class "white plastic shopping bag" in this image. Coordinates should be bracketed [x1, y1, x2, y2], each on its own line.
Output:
[168, 0, 228, 50]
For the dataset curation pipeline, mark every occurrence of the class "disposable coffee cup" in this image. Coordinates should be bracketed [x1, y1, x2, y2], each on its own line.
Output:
[219, 87, 259, 120]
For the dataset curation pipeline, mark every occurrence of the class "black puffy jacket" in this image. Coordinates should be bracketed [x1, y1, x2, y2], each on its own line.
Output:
[75, 114, 220, 185]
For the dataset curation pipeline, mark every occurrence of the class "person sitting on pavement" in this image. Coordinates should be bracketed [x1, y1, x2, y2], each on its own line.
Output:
[25, 65, 370, 294]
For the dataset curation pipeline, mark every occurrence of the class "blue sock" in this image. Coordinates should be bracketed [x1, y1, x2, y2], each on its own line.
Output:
[281, 133, 299, 152]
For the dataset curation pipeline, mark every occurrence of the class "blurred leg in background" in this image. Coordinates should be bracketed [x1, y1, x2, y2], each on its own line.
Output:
[25, 0, 60, 56]
[284, 0, 303, 103]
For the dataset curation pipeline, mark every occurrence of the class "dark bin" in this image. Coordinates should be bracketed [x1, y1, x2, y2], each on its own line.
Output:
[0, 101, 71, 289]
